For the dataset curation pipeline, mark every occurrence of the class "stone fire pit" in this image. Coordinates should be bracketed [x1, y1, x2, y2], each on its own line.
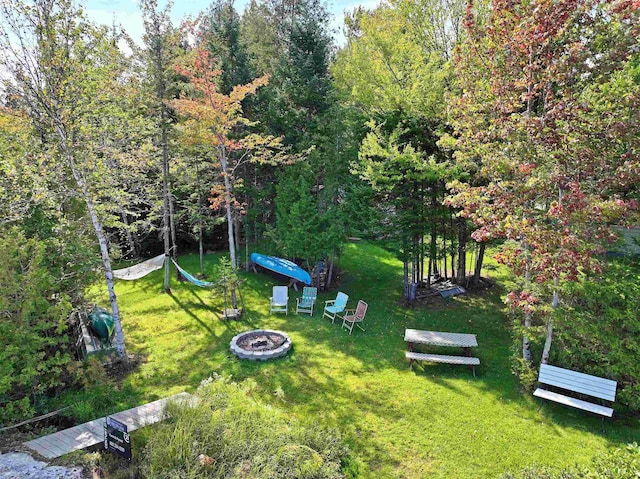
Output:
[230, 329, 292, 360]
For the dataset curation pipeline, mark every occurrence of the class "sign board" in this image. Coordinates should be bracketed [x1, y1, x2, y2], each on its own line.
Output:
[104, 416, 131, 461]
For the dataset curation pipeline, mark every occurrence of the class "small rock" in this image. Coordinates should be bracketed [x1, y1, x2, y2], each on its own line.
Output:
[0, 452, 85, 479]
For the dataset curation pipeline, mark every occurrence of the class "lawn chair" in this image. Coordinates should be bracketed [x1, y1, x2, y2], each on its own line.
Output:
[296, 287, 317, 316]
[341, 300, 368, 335]
[323, 291, 348, 323]
[270, 286, 289, 315]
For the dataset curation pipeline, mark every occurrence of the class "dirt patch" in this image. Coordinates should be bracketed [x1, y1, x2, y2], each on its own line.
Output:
[103, 354, 145, 382]
[0, 430, 32, 455]
[402, 277, 496, 309]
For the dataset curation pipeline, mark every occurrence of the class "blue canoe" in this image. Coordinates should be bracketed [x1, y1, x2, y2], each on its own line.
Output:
[250, 253, 312, 286]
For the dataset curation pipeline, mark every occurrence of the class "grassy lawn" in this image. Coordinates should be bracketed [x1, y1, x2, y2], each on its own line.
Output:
[76, 241, 639, 478]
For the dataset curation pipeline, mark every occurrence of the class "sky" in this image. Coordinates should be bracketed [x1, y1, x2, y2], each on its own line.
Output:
[83, 0, 380, 47]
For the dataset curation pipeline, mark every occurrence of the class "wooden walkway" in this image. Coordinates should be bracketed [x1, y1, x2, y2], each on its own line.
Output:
[24, 392, 194, 459]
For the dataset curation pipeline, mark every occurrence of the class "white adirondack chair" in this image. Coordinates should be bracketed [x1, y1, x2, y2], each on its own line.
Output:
[270, 286, 289, 315]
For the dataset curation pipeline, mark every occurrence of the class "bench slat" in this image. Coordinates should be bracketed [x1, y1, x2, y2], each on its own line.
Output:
[533, 388, 614, 417]
[539, 365, 617, 401]
[541, 365, 617, 392]
[406, 352, 480, 365]
[540, 371, 616, 400]
[404, 329, 478, 348]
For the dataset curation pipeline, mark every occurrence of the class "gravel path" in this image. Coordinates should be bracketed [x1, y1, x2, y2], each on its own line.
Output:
[0, 452, 86, 479]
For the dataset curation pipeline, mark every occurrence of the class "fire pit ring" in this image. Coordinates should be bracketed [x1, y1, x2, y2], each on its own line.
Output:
[230, 329, 292, 360]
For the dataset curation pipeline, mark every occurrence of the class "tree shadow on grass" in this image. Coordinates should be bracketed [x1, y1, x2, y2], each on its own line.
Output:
[162, 340, 403, 473]
[168, 292, 216, 336]
[107, 243, 640, 476]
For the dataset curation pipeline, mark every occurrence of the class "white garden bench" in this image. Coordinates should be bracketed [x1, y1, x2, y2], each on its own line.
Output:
[533, 364, 617, 417]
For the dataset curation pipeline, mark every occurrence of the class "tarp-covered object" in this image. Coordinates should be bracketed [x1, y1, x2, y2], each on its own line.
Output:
[172, 259, 217, 287]
[88, 306, 115, 340]
[251, 253, 312, 285]
[113, 254, 165, 280]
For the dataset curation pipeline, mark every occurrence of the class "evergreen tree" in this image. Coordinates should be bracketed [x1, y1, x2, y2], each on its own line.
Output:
[239, 0, 279, 75]
[333, 0, 472, 296]
[140, 0, 183, 291]
[271, 170, 324, 269]
[202, 0, 253, 94]
[258, 0, 333, 146]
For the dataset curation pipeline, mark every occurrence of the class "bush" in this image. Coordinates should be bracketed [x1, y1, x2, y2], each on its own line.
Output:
[499, 443, 640, 479]
[140, 376, 352, 479]
[0, 231, 73, 425]
[0, 223, 98, 426]
[552, 260, 640, 412]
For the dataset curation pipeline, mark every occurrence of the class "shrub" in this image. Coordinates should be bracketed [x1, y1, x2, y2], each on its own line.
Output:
[140, 376, 352, 479]
[0, 231, 73, 425]
[552, 260, 640, 411]
[499, 443, 640, 479]
[0, 222, 98, 426]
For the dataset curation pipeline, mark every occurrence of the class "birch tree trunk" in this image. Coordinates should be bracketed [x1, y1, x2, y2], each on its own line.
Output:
[219, 146, 237, 271]
[199, 215, 205, 276]
[523, 312, 532, 363]
[245, 232, 250, 273]
[219, 145, 237, 308]
[119, 209, 137, 258]
[195, 162, 205, 276]
[428, 231, 437, 288]
[234, 215, 241, 268]
[159, 50, 172, 291]
[162, 130, 171, 292]
[326, 249, 335, 290]
[169, 190, 178, 265]
[522, 252, 532, 363]
[541, 189, 564, 364]
[64, 143, 127, 360]
[456, 217, 466, 284]
[403, 259, 409, 299]
[541, 277, 559, 364]
[443, 247, 448, 280]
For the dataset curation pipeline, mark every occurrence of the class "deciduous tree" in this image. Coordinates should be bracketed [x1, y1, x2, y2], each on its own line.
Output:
[171, 34, 290, 305]
[0, 0, 136, 359]
[448, 0, 640, 365]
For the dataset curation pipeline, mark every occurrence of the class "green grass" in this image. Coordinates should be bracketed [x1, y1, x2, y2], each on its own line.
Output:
[70, 241, 639, 478]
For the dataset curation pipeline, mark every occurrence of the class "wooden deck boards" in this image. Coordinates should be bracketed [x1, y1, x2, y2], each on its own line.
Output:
[24, 392, 193, 459]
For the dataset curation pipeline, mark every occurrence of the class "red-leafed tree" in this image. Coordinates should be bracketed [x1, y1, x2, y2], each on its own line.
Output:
[447, 0, 640, 368]
[171, 24, 290, 307]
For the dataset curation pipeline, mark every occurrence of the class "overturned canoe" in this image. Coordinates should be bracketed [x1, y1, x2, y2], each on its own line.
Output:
[250, 253, 312, 286]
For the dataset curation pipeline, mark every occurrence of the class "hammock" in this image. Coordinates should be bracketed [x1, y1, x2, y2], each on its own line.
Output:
[171, 259, 217, 288]
[113, 254, 165, 280]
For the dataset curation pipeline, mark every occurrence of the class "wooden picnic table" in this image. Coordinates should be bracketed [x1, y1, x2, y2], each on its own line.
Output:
[404, 328, 478, 356]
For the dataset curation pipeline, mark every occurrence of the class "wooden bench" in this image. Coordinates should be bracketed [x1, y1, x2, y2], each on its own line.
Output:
[404, 329, 480, 376]
[406, 352, 480, 377]
[533, 364, 617, 417]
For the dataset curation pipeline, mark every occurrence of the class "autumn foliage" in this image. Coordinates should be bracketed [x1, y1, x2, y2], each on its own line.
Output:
[448, 0, 640, 361]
